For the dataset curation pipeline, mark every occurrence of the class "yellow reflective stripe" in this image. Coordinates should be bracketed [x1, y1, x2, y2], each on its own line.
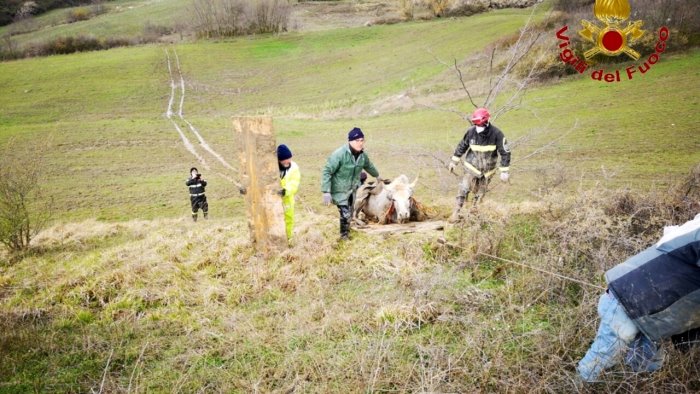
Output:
[470, 145, 497, 152]
[499, 167, 509, 172]
[451, 156, 461, 162]
[463, 162, 498, 178]
[463, 162, 483, 177]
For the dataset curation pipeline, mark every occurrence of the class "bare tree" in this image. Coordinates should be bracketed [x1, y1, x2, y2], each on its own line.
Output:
[0, 139, 54, 253]
[455, 4, 544, 121]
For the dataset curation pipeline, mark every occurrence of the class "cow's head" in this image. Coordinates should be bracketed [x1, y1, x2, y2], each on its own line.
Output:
[386, 175, 418, 223]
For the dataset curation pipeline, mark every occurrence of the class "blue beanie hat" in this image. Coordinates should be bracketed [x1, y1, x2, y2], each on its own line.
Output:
[348, 127, 364, 141]
[277, 144, 292, 161]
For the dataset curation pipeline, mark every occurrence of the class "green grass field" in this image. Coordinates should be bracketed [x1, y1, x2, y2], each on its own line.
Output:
[1, 2, 700, 391]
[0, 0, 191, 47]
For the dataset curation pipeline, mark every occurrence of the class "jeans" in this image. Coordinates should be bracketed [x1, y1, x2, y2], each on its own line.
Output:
[577, 291, 640, 382]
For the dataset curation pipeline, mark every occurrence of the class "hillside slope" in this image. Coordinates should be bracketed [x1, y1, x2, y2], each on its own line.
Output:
[0, 6, 698, 222]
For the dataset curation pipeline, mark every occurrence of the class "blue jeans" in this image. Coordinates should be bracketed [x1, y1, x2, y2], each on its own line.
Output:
[577, 291, 640, 382]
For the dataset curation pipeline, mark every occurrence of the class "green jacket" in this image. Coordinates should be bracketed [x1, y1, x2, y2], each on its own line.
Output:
[322, 144, 379, 205]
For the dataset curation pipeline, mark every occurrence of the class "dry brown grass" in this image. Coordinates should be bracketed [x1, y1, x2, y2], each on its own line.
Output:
[1, 169, 699, 391]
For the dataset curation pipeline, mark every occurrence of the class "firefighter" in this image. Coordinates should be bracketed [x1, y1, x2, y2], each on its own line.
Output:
[186, 167, 208, 222]
[322, 127, 380, 241]
[277, 144, 301, 242]
[448, 107, 511, 222]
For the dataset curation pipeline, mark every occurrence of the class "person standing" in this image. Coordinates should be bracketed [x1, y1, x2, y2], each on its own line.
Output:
[448, 107, 511, 222]
[277, 144, 301, 242]
[322, 127, 380, 241]
[186, 167, 208, 222]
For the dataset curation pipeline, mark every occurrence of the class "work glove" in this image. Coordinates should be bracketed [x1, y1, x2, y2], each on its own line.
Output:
[277, 189, 286, 197]
[322, 193, 332, 206]
[448, 162, 458, 174]
[500, 171, 510, 182]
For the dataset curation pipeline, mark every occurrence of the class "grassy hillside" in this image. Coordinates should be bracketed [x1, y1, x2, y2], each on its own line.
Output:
[0, 0, 191, 46]
[1, 3, 700, 391]
[1, 187, 698, 391]
[0, 6, 698, 222]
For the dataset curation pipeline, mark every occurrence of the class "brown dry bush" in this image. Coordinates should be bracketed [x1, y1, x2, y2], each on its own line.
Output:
[190, 0, 290, 38]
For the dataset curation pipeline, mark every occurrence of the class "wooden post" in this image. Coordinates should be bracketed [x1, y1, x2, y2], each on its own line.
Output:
[232, 116, 286, 250]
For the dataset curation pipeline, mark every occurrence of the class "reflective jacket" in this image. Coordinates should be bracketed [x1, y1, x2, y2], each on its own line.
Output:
[186, 177, 207, 196]
[280, 161, 301, 206]
[606, 215, 700, 341]
[322, 144, 379, 206]
[451, 124, 511, 178]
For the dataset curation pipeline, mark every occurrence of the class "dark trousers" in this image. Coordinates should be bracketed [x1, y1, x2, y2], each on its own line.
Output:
[337, 193, 354, 238]
[190, 195, 208, 220]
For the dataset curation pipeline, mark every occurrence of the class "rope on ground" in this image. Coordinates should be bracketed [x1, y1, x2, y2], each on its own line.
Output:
[441, 240, 605, 290]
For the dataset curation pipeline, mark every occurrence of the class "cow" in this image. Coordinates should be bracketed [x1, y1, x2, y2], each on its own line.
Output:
[353, 175, 424, 224]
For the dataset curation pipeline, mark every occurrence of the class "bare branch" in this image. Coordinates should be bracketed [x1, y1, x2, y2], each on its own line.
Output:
[484, 3, 541, 109]
[454, 59, 478, 110]
[515, 119, 579, 163]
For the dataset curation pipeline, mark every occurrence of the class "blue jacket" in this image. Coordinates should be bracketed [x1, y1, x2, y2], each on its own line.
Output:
[605, 215, 700, 341]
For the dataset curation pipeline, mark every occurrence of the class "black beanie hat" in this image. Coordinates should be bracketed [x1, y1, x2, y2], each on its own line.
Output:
[348, 127, 364, 141]
[277, 144, 293, 161]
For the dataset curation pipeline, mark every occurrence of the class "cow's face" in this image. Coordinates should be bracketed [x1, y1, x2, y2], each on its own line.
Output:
[387, 175, 418, 223]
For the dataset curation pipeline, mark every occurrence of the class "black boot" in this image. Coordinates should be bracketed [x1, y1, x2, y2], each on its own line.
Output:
[339, 205, 351, 241]
[192, 213, 198, 222]
[203, 211, 208, 220]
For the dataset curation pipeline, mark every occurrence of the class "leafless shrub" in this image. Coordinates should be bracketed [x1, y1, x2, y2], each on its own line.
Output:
[398, 0, 415, 20]
[15, 1, 38, 20]
[445, 0, 490, 16]
[0, 33, 20, 60]
[191, 0, 290, 38]
[424, 0, 451, 17]
[66, 7, 92, 23]
[0, 139, 53, 253]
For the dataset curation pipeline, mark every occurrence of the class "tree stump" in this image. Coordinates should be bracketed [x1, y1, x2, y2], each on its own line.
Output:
[232, 116, 286, 250]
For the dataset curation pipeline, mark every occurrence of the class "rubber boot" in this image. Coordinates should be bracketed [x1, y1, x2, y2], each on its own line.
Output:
[448, 196, 466, 223]
[339, 205, 352, 241]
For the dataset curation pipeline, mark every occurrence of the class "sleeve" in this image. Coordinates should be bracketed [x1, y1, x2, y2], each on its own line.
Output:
[185, 178, 195, 186]
[363, 155, 379, 178]
[321, 152, 340, 193]
[452, 132, 470, 159]
[496, 132, 511, 171]
[200, 180, 207, 187]
[284, 166, 301, 196]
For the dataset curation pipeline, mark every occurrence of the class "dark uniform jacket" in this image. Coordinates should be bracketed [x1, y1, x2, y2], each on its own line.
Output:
[606, 218, 700, 341]
[452, 124, 511, 178]
[186, 177, 207, 196]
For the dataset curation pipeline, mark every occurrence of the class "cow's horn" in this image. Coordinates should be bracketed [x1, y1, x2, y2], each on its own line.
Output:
[410, 174, 419, 189]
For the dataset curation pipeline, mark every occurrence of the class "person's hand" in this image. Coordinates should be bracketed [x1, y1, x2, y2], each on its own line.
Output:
[448, 161, 457, 174]
[323, 193, 332, 206]
[500, 171, 510, 182]
[239, 186, 247, 195]
[277, 189, 286, 197]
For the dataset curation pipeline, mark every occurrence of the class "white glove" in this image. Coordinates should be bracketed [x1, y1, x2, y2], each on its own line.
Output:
[448, 162, 457, 173]
[323, 193, 332, 206]
[500, 172, 509, 182]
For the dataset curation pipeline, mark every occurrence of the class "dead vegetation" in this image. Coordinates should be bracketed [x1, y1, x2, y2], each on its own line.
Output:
[1, 166, 698, 391]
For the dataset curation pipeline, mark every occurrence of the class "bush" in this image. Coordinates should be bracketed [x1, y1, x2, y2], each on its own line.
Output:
[66, 6, 91, 23]
[191, 0, 291, 38]
[0, 139, 53, 253]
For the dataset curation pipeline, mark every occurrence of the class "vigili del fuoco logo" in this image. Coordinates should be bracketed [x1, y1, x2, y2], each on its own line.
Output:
[555, 0, 669, 83]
